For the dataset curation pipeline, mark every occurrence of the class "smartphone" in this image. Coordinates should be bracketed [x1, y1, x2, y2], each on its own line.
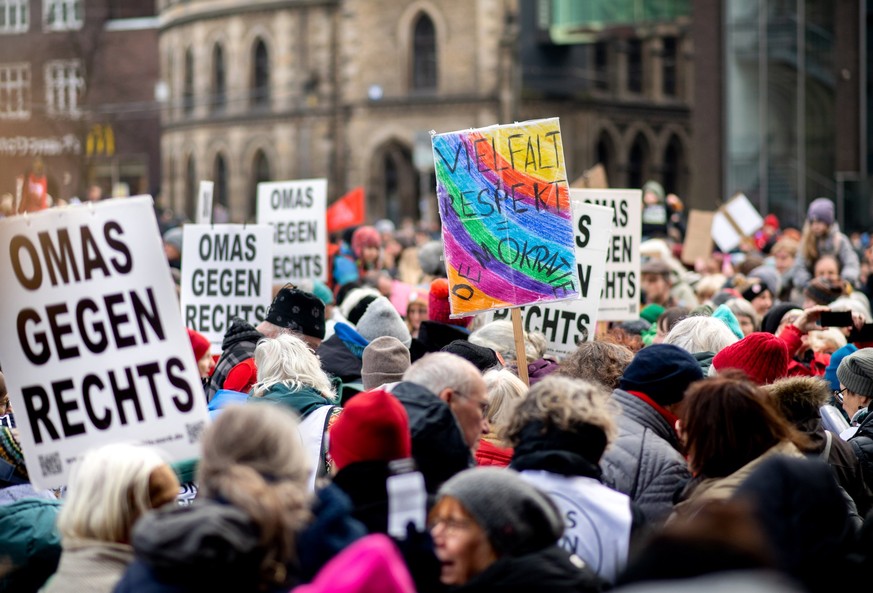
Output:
[819, 311, 853, 327]
[848, 323, 873, 342]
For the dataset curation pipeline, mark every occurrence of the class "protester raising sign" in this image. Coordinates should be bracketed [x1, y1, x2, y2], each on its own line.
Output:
[571, 188, 642, 322]
[0, 197, 210, 489]
[257, 179, 327, 284]
[180, 224, 273, 352]
[432, 118, 579, 317]
[487, 201, 613, 358]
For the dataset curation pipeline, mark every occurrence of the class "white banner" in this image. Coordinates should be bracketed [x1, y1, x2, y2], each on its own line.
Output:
[571, 189, 642, 321]
[195, 181, 214, 225]
[257, 179, 327, 284]
[0, 197, 210, 489]
[180, 224, 273, 353]
[486, 202, 612, 359]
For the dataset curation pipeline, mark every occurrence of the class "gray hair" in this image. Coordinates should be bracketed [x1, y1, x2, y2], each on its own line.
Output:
[469, 320, 543, 362]
[664, 316, 739, 354]
[253, 334, 335, 400]
[403, 352, 482, 399]
[725, 298, 760, 331]
[483, 369, 527, 427]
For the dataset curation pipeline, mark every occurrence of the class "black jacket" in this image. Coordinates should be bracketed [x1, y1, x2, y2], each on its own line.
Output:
[455, 545, 603, 593]
[317, 333, 363, 384]
[205, 318, 263, 401]
[388, 381, 473, 494]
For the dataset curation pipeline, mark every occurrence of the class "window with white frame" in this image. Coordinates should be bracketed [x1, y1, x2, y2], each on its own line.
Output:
[44, 0, 82, 31]
[0, 0, 29, 33]
[0, 62, 30, 119]
[45, 60, 84, 117]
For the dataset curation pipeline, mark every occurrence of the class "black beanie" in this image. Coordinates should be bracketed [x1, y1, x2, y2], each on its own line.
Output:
[761, 303, 801, 336]
[441, 340, 499, 372]
[619, 344, 704, 406]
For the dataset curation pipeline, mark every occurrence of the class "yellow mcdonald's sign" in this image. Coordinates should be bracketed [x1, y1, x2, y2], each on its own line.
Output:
[86, 124, 115, 157]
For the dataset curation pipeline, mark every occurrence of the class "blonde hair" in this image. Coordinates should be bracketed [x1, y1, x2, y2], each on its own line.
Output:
[483, 369, 527, 427]
[57, 443, 170, 543]
[504, 375, 617, 445]
[771, 237, 799, 258]
[808, 328, 847, 355]
[695, 274, 727, 303]
[252, 334, 335, 400]
[198, 405, 311, 587]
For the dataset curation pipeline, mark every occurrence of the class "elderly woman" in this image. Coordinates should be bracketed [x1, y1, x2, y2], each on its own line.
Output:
[42, 444, 179, 593]
[506, 376, 634, 584]
[116, 405, 313, 592]
[557, 340, 634, 390]
[429, 467, 602, 592]
[475, 369, 527, 467]
[664, 315, 740, 373]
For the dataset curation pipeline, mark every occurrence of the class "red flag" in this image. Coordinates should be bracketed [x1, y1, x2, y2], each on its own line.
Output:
[327, 187, 365, 233]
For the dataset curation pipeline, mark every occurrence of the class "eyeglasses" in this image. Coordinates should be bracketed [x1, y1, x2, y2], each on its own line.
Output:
[428, 516, 474, 534]
[833, 387, 848, 404]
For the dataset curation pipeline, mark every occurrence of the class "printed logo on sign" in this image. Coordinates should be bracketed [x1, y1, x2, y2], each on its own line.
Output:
[186, 421, 205, 444]
[38, 452, 62, 477]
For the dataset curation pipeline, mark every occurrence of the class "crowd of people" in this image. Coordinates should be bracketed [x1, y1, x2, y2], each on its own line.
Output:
[3, 191, 873, 592]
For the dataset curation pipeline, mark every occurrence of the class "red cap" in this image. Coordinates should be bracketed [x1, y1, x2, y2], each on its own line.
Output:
[223, 358, 258, 394]
[712, 332, 789, 385]
[187, 328, 211, 361]
[329, 389, 411, 471]
[428, 278, 471, 328]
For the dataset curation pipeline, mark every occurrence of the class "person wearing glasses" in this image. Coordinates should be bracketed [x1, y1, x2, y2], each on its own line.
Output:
[836, 349, 873, 434]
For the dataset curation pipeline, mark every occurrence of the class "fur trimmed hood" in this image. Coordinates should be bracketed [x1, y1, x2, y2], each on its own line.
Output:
[766, 376, 830, 424]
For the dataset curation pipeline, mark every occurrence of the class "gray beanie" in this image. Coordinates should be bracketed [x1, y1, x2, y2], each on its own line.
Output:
[355, 297, 412, 347]
[162, 226, 183, 253]
[438, 467, 563, 556]
[837, 349, 873, 397]
[362, 336, 411, 390]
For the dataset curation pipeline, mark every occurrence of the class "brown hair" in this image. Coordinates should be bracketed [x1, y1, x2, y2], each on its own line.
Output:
[682, 374, 809, 478]
[557, 340, 634, 389]
[600, 328, 644, 353]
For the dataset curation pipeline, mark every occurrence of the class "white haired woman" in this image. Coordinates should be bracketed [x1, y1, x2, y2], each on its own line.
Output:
[115, 405, 312, 592]
[664, 315, 740, 373]
[42, 444, 179, 593]
[476, 369, 527, 467]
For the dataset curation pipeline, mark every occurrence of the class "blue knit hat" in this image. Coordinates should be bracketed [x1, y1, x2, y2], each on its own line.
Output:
[620, 344, 704, 406]
[825, 344, 859, 391]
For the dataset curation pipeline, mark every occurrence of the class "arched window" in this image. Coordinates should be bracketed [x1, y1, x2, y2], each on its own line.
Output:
[251, 39, 270, 107]
[212, 44, 226, 112]
[251, 150, 271, 217]
[183, 48, 194, 114]
[411, 13, 437, 91]
[214, 153, 228, 207]
[595, 131, 616, 185]
[662, 135, 685, 196]
[185, 155, 197, 220]
[627, 134, 650, 189]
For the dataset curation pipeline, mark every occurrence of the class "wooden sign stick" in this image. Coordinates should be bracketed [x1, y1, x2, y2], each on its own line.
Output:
[511, 308, 530, 386]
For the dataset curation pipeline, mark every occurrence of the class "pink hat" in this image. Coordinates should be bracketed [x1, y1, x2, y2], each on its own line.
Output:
[292, 534, 415, 593]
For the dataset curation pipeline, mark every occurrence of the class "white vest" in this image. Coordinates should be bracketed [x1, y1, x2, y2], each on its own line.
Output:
[520, 469, 632, 584]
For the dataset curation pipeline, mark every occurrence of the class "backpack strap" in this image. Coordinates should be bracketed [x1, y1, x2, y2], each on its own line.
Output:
[820, 430, 833, 461]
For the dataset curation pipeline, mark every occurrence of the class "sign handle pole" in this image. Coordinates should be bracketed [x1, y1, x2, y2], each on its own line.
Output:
[510, 308, 530, 386]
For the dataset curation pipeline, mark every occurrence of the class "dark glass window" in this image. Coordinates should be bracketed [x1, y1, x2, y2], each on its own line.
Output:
[183, 48, 194, 114]
[214, 153, 228, 207]
[412, 14, 437, 91]
[627, 39, 642, 94]
[663, 37, 677, 96]
[212, 44, 226, 111]
[252, 39, 270, 107]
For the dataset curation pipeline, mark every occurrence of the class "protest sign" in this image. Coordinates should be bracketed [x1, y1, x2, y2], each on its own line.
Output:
[0, 197, 210, 489]
[180, 224, 273, 352]
[488, 201, 613, 358]
[195, 181, 214, 224]
[711, 193, 764, 252]
[257, 178, 327, 284]
[431, 118, 579, 317]
[681, 209, 715, 265]
[570, 163, 609, 189]
[570, 188, 642, 321]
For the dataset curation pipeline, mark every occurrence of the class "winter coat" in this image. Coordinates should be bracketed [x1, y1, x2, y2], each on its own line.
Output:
[790, 225, 860, 288]
[331, 461, 391, 535]
[43, 541, 134, 593]
[600, 389, 690, 523]
[206, 318, 263, 401]
[0, 496, 62, 593]
[453, 544, 604, 593]
[672, 441, 804, 518]
[475, 439, 513, 467]
[388, 381, 473, 494]
[317, 323, 367, 383]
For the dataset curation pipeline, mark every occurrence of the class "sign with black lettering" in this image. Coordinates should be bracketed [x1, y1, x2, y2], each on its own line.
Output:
[485, 202, 612, 359]
[0, 197, 210, 489]
[195, 181, 214, 225]
[570, 189, 642, 321]
[257, 179, 327, 284]
[180, 224, 273, 351]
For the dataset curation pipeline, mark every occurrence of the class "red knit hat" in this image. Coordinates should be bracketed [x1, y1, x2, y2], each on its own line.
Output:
[428, 278, 471, 328]
[712, 332, 789, 385]
[187, 328, 211, 361]
[329, 389, 411, 471]
[224, 358, 258, 394]
[351, 225, 381, 259]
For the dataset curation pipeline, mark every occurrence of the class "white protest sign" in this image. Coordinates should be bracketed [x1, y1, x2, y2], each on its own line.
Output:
[195, 181, 214, 224]
[486, 202, 612, 359]
[257, 179, 327, 284]
[0, 197, 210, 489]
[570, 189, 641, 321]
[180, 224, 273, 352]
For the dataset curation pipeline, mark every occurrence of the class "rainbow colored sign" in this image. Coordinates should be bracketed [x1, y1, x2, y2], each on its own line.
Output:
[432, 118, 579, 317]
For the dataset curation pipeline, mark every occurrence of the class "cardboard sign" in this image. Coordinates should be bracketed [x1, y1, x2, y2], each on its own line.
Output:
[569, 189, 642, 321]
[195, 181, 214, 225]
[487, 201, 613, 358]
[257, 179, 327, 284]
[681, 209, 715, 265]
[0, 197, 210, 489]
[570, 163, 609, 189]
[180, 224, 273, 352]
[711, 193, 764, 252]
[431, 118, 579, 317]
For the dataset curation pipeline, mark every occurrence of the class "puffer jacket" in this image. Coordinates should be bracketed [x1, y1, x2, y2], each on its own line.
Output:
[206, 318, 263, 401]
[600, 389, 690, 524]
[0, 496, 62, 593]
